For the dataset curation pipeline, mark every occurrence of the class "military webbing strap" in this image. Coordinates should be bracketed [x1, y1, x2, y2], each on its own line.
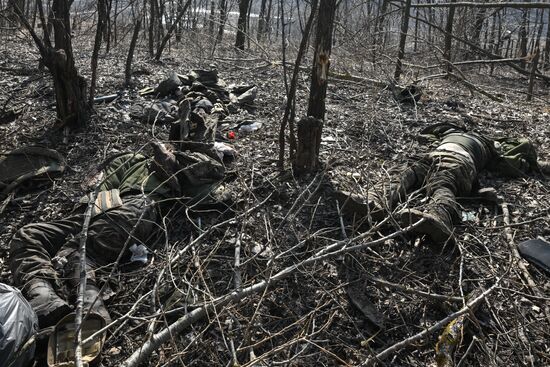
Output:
[80, 189, 123, 218]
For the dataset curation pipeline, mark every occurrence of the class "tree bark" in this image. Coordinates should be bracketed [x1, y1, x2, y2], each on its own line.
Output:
[235, 0, 252, 50]
[48, 0, 89, 128]
[208, 0, 216, 34]
[148, 0, 156, 56]
[526, 47, 540, 101]
[295, 0, 337, 172]
[89, 0, 108, 106]
[16, 0, 89, 129]
[412, 2, 550, 9]
[216, 0, 227, 43]
[265, 0, 273, 40]
[518, 8, 529, 68]
[394, 0, 412, 81]
[470, 7, 487, 51]
[125, 20, 142, 85]
[545, 9, 550, 67]
[155, 0, 192, 60]
[7, 0, 26, 24]
[375, 0, 389, 52]
[294, 117, 323, 172]
[443, 0, 457, 71]
[257, 0, 268, 40]
[278, 0, 318, 168]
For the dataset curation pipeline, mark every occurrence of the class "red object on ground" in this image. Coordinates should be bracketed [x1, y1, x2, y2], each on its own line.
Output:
[228, 131, 236, 139]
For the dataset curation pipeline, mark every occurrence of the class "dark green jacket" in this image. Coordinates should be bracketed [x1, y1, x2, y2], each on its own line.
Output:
[99, 154, 176, 201]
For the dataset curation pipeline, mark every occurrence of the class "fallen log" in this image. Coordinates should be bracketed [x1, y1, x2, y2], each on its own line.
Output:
[120, 219, 426, 367]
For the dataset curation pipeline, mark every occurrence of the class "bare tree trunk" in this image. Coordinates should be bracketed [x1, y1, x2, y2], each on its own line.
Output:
[257, 0, 268, 40]
[125, 19, 142, 85]
[157, 0, 165, 42]
[443, 0, 457, 71]
[278, 0, 318, 168]
[394, 0, 412, 81]
[216, 0, 227, 43]
[246, 0, 253, 48]
[527, 47, 540, 101]
[7, 0, 26, 24]
[295, 117, 323, 173]
[518, 8, 529, 68]
[155, 0, 192, 60]
[470, 6, 486, 57]
[16, 0, 90, 129]
[104, 0, 112, 54]
[208, 0, 215, 34]
[235, 0, 251, 50]
[265, 0, 273, 40]
[89, 0, 108, 105]
[113, 0, 118, 46]
[295, 0, 337, 173]
[148, 0, 156, 56]
[413, 11, 419, 52]
[374, 0, 389, 53]
[31, 0, 38, 30]
[496, 11, 502, 55]
[533, 9, 544, 51]
[544, 9, 550, 67]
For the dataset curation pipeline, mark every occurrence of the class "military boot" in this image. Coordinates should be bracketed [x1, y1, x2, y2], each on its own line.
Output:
[83, 283, 112, 325]
[25, 279, 71, 328]
[539, 161, 550, 175]
[332, 190, 386, 223]
[47, 312, 106, 367]
[399, 187, 456, 244]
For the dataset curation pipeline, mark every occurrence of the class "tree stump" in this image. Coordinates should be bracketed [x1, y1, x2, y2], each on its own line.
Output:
[294, 117, 323, 173]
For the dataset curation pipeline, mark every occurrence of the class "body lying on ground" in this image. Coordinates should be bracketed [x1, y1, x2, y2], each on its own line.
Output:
[336, 122, 549, 243]
[8, 142, 225, 332]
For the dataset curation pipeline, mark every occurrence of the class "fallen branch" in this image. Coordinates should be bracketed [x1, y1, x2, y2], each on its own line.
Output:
[120, 220, 427, 367]
[74, 190, 97, 367]
[367, 276, 463, 303]
[405, 57, 526, 70]
[363, 275, 505, 366]
[447, 71, 503, 102]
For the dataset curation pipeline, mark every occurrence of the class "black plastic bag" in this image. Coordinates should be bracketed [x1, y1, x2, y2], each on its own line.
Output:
[0, 283, 38, 367]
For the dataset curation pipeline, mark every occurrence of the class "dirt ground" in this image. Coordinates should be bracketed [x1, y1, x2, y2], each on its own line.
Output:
[1, 31, 549, 366]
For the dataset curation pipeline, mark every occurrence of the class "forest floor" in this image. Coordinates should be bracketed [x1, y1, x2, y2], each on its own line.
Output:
[1, 31, 549, 367]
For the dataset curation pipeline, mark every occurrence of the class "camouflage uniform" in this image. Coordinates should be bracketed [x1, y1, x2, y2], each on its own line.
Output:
[341, 123, 541, 243]
[9, 148, 224, 328]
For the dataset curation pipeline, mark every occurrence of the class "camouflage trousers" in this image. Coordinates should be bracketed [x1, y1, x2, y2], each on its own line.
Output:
[372, 150, 477, 228]
[9, 194, 159, 319]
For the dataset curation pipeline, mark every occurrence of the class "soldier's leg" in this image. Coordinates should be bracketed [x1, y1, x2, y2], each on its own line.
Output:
[385, 159, 430, 210]
[399, 154, 472, 243]
[58, 243, 112, 324]
[335, 159, 429, 223]
[58, 194, 158, 324]
[87, 194, 158, 266]
[9, 216, 83, 327]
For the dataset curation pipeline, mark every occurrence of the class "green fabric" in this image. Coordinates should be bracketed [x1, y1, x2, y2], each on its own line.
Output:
[439, 133, 494, 171]
[488, 138, 539, 177]
[99, 154, 174, 200]
[419, 124, 539, 178]
[418, 123, 465, 144]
